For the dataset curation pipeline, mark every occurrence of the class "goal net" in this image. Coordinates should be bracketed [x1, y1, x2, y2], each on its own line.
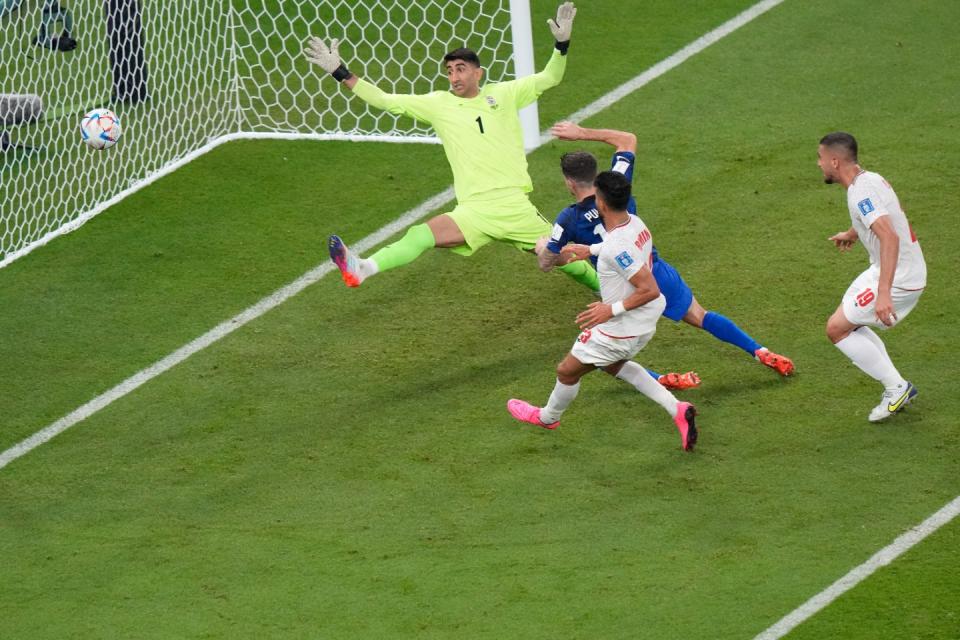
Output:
[0, 0, 532, 268]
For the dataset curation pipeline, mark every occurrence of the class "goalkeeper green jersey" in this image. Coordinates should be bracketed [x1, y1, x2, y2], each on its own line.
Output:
[351, 49, 566, 204]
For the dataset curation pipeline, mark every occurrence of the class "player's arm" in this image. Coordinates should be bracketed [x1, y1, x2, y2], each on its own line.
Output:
[577, 266, 660, 329]
[550, 121, 637, 154]
[828, 226, 858, 251]
[538, 241, 586, 270]
[536, 237, 563, 271]
[869, 215, 900, 326]
[511, 3, 577, 107]
[304, 37, 433, 121]
[536, 216, 577, 272]
[559, 242, 595, 263]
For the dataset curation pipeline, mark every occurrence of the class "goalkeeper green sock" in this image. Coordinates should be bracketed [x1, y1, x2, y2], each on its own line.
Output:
[369, 223, 436, 273]
[558, 260, 600, 291]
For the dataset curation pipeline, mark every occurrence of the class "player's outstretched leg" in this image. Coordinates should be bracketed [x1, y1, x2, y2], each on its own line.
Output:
[698, 309, 794, 376]
[645, 368, 702, 390]
[557, 259, 600, 292]
[329, 223, 437, 288]
[368, 223, 436, 274]
[611, 361, 698, 451]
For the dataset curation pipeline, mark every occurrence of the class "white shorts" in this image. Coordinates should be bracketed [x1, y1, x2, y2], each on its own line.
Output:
[841, 268, 924, 329]
[570, 325, 656, 367]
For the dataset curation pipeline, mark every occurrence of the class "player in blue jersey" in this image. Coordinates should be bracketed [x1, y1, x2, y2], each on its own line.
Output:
[537, 121, 794, 382]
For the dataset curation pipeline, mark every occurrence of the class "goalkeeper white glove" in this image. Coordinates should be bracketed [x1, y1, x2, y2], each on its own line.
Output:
[304, 37, 353, 81]
[547, 2, 576, 48]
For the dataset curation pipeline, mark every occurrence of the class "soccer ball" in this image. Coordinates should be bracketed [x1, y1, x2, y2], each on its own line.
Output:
[80, 108, 122, 150]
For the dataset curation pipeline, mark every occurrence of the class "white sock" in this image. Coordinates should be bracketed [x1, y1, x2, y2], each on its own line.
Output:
[834, 331, 906, 390]
[540, 379, 580, 424]
[857, 326, 890, 360]
[614, 361, 680, 418]
[358, 258, 379, 279]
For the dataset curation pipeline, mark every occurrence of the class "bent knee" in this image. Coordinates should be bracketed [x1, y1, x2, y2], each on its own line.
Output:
[555, 363, 581, 384]
[826, 317, 850, 343]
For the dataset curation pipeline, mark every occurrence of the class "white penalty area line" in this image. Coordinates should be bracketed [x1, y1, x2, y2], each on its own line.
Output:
[754, 494, 960, 639]
[0, 0, 784, 471]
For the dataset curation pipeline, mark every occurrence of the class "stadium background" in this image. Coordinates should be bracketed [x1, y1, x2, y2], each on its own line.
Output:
[1, 0, 958, 638]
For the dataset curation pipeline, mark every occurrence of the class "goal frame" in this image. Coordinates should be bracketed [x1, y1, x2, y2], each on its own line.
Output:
[0, 0, 540, 270]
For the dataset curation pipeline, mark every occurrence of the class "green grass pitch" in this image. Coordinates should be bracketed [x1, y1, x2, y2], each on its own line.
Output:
[1, 1, 959, 638]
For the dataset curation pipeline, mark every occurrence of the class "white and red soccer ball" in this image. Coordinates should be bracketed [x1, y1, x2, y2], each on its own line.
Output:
[80, 108, 121, 150]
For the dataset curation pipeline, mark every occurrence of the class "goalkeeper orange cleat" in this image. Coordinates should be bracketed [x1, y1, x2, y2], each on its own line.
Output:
[658, 371, 701, 390]
[754, 348, 794, 376]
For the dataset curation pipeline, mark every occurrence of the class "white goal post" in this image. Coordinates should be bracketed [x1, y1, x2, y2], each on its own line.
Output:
[0, 0, 541, 269]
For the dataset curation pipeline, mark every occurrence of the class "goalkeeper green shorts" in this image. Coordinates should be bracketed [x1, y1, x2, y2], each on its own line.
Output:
[446, 189, 551, 256]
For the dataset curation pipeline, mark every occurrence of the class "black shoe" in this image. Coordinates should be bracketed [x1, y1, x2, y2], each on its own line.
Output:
[56, 31, 76, 51]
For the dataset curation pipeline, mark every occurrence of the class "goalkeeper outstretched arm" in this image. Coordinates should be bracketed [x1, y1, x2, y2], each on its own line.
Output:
[303, 1, 577, 113]
[302, 36, 433, 120]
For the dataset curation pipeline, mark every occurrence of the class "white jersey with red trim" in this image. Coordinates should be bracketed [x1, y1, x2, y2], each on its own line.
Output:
[596, 215, 665, 336]
[846, 171, 926, 290]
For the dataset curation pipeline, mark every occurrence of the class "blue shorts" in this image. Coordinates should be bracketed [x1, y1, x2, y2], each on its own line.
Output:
[652, 258, 694, 322]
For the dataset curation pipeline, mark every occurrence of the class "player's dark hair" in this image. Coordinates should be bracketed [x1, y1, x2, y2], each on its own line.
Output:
[820, 131, 858, 162]
[594, 171, 631, 211]
[443, 48, 481, 68]
[560, 151, 598, 185]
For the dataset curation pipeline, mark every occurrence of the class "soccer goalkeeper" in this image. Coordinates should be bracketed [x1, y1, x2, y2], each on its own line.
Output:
[304, 2, 598, 291]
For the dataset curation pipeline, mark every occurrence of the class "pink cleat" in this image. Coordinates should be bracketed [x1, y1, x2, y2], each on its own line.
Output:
[673, 401, 698, 451]
[507, 399, 559, 430]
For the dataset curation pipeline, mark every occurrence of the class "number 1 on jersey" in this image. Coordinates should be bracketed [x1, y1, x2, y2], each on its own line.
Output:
[475, 116, 484, 134]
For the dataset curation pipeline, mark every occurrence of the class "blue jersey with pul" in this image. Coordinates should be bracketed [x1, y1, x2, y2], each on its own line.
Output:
[545, 151, 662, 262]
[547, 152, 698, 321]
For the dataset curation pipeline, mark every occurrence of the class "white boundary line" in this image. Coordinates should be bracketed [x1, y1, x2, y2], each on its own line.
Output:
[0, 0, 785, 469]
[754, 495, 960, 639]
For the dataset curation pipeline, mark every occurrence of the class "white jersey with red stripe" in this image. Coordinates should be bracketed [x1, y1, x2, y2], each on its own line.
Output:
[596, 215, 665, 337]
[846, 170, 926, 290]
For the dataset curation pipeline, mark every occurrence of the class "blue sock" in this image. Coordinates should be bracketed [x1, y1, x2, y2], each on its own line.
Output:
[645, 368, 660, 380]
[702, 311, 762, 356]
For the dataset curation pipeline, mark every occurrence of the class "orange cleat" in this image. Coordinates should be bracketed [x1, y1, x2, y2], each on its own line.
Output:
[658, 371, 702, 390]
[755, 348, 794, 376]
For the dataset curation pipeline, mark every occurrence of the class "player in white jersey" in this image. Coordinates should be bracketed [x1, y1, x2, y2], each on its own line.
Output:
[817, 132, 926, 422]
[507, 171, 697, 451]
